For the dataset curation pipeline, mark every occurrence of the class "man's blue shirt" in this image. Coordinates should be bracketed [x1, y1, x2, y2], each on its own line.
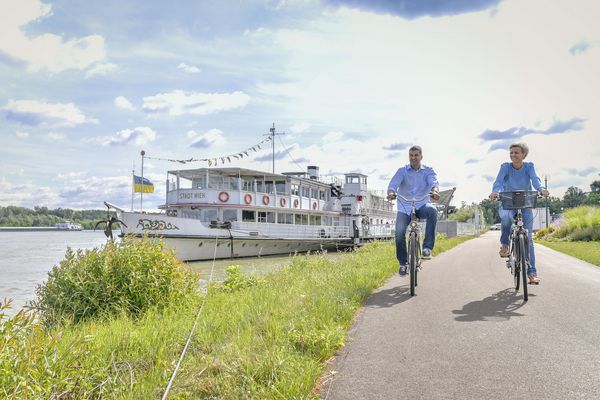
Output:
[388, 164, 439, 215]
[492, 162, 543, 193]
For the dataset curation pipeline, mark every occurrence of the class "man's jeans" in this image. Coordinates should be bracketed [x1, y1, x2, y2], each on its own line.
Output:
[499, 207, 536, 276]
[394, 204, 437, 266]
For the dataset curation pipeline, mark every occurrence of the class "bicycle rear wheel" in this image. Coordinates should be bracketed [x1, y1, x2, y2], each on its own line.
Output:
[519, 233, 529, 302]
[409, 232, 417, 296]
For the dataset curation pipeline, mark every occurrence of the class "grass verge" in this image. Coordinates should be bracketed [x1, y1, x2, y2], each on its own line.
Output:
[2, 235, 475, 399]
[537, 240, 600, 267]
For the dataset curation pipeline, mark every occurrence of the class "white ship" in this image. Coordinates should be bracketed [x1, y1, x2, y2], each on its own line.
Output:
[107, 165, 397, 261]
[55, 221, 83, 230]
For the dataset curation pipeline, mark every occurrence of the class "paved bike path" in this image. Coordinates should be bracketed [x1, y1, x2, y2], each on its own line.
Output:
[321, 232, 600, 400]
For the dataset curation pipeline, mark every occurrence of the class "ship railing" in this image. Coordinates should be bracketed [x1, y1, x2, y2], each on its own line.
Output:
[232, 222, 350, 239]
[361, 224, 395, 238]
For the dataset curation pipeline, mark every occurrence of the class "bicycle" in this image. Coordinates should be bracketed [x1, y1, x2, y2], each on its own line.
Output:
[388, 192, 432, 296]
[498, 190, 539, 302]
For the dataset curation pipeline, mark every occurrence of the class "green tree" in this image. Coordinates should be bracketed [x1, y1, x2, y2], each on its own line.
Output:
[562, 186, 586, 209]
[479, 198, 500, 225]
[583, 193, 600, 206]
[590, 180, 600, 194]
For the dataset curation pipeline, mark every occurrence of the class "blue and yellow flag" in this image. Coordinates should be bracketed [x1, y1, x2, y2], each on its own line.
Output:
[134, 175, 154, 193]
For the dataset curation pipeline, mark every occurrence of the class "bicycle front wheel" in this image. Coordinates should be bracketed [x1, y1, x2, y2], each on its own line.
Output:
[512, 238, 520, 291]
[409, 232, 417, 296]
[519, 233, 529, 302]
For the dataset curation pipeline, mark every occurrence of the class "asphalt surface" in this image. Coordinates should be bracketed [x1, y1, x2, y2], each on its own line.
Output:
[321, 232, 600, 400]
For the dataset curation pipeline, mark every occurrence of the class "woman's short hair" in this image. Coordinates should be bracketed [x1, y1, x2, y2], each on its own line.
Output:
[509, 142, 529, 158]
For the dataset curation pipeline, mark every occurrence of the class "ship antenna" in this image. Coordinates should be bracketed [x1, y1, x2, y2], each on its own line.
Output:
[264, 123, 285, 174]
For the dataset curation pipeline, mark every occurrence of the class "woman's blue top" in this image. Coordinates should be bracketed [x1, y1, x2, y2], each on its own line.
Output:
[492, 162, 543, 193]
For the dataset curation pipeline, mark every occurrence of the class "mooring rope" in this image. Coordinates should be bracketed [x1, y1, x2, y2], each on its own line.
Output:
[161, 235, 219, 399]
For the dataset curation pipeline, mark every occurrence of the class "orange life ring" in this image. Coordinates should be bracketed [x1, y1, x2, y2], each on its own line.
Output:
[262, 195, 269, 205]
[218, 191, 229, 202]
[280, 197, 286, 207]
[293, 198, 299, 208]
[312, 201, 317, 210]
[244, 193, 253, 204]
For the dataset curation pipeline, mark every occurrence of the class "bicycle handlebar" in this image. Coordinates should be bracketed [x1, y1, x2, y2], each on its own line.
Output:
[389, 192, 433, 203]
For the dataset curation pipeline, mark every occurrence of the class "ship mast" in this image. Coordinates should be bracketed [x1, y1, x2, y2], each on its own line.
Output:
[265, 123, 285, 174]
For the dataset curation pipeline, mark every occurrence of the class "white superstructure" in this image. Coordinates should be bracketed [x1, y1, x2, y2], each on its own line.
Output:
[55, 221, 83, 230]
[109, 166, 396, 261]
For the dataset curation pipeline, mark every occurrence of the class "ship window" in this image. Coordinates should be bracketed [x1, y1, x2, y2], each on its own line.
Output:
[208, 175, 238, 190]
[258, 211, 266, 223]
[202, 209, 217, 222]
[223, 209, 238, 222]
[291, 184, 299, 196]
[267, 212, 275, 223]
[181, 210, 201, 219]
[277, 213, 293, 224]
[311, 215, 321, 225]
[192, 176, 206, 189]
[310, 188, 318, 198]
[256, 180, 264, 193]
[294, 214, 308, 225]
[332, 216, 340, 226]
[242, 210, 256, 222]
[265, 181, 274, 194]
[241, 178, 253, 191]
[275, 181, 286, 194]
[319, 190, 326, 200]
[301, 187, 310, 198]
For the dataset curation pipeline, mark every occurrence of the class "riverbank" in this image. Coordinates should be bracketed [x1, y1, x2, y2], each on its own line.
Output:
[1, 236, 475, 399]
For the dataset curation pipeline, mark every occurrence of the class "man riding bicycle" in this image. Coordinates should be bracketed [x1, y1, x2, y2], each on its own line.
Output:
[387, 146, 440, 276]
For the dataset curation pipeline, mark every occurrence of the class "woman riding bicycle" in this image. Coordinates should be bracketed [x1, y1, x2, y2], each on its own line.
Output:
[489, 142, 549, 285]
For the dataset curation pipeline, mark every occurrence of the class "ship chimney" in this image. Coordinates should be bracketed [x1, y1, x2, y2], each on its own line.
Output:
[307, 165, 319, 180]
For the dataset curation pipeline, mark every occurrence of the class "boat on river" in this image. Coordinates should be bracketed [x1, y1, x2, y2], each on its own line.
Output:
[106, 165, 397, 261]
[55, 221, 83, 231]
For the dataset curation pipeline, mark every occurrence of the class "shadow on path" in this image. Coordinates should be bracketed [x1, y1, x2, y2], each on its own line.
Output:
[364, 284, 412, 308]
[452, 288, 533, 322]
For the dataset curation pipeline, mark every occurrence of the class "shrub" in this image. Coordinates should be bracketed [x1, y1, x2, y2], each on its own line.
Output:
[31, 236, 197, 327]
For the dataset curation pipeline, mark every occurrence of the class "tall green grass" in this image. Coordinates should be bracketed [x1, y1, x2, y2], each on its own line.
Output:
[536, 206, 600, 241]
[2, 236, 475, 399]
[537, 240, 600, 267]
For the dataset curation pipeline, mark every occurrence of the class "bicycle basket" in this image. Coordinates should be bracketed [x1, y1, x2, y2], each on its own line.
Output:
[499, 191, 538, 210]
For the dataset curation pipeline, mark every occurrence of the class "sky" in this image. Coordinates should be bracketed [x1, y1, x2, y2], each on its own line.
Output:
[1, 0, 599, 211]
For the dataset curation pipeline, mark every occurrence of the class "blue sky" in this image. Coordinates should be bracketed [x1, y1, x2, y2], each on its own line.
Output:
[1, 0, 599, 210]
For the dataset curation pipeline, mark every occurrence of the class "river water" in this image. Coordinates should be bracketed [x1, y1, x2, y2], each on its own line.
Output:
[0, 231, 311, 315]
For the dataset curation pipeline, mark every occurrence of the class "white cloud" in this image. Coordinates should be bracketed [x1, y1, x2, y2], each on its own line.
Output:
[114, 96, 135, 111]
[142, 90, 250, 116]
[15, 131, 30, 138]
[0, 0, 109, 73]
[187, 128, 226, 148]
[289, 122, 311, 134]
[323, 131, 344, 142]
[91, 126, 157, 146]
[177, 62, 201, 73]
[47, 132, 66, 141]
[3, 99, 97, 127]
[86, 62, 117, 78]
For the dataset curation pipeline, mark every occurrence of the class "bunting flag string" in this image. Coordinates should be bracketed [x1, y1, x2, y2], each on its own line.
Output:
[144, 136, 272, 166]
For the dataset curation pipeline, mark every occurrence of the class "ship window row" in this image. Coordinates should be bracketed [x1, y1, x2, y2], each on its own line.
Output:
[179, 209, 338, 226]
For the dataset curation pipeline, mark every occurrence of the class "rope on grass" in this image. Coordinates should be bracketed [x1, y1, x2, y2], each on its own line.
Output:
[161, 235, 219, 400]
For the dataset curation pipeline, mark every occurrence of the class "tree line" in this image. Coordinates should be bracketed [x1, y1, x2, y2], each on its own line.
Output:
[478, 180, 600, 225]
[0, 206, 114, 229]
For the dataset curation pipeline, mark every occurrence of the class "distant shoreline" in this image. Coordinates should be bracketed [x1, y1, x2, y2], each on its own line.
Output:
[0, 227, 84, 232]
